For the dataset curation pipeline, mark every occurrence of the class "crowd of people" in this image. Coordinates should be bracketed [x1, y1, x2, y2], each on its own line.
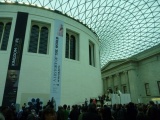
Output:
[0, 98, 160, 120]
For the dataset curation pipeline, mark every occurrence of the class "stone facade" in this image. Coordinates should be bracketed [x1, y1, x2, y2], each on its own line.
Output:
[101, 44, 160, 104]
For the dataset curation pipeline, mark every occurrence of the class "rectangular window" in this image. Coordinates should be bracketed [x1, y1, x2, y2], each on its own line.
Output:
[65, 30, 79, 60]
[122, 85, 127, 93]
[28, 22, 50, 54]
[114, 86, 118, 94]
[157, 81, 160, 95]
[108, 88, 113, 93]
[145, 83, 150, 96]
[89, 41, 95, 66]
[0, 19, 11, 51]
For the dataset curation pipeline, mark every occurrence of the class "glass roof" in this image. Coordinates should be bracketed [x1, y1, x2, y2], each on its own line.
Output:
[1, 0, 160, 67]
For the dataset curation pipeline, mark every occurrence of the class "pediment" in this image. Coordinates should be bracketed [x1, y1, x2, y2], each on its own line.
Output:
[102, 59, 125, 71]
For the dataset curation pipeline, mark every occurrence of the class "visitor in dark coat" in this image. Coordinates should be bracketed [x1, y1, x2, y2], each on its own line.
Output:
[126, 102, 137, 120]
[136, 104, 147, 120]
[147, 101, 159, 120]
[114, 104, 126, 120]
[57, 106, 65, 120]
[82, 103, 101, 120]
[102, 105, 115, 120]
[69, 105, 79, 120]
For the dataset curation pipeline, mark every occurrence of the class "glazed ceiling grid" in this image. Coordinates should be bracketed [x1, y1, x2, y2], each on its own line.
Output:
[1, 0, 160, 67]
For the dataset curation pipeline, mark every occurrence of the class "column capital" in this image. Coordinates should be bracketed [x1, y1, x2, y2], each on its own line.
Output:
[109, 75, 113, 79]
[115, 73, 120, 77]
[123, 71, 128, 74]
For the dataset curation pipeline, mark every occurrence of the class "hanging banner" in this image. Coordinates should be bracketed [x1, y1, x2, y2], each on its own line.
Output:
[120, 94, 131, 104]
[50, 19, 63, 110]
[2, 12, 28, 106]
[111, 94, 120, 104]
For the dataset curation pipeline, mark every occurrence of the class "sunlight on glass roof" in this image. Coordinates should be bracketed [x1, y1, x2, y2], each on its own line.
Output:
[1, 0, 160, 67]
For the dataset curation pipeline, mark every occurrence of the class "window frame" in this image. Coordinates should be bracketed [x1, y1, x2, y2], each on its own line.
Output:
[145, 83, 151, 96]
[157, 81, 160, 95]
[122, 85, 127, 93]
[0, 19, 12, 51]
[65, 30, 79, 60]
[28, 21, 50, 54]
[114, 86, 118, 94]
[89, 40, 95, 67]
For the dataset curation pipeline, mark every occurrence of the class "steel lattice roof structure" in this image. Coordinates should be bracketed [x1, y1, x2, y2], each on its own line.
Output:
[1, 0, 160, 67]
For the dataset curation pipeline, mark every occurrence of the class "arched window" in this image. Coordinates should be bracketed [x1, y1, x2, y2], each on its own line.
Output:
[65, 31, 79, 60]
[0, 22, 11, 50]
[28, 23, 49, 54]
[28, 25, 39, 53]
[39, 27, 48, 54]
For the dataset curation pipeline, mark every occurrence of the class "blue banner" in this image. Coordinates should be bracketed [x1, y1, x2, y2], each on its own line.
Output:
[50, 19, 63, 110]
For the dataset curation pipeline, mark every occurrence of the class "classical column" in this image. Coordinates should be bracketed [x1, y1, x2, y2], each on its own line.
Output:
[102, 78, 107, 93]
[109, 75, 114, 93]
[127, 69, 139, 103]
[124, 71, 130, 93]
[116, 73, 122, 92]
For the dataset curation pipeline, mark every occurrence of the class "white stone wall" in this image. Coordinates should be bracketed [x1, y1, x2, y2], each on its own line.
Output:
[0, 11, 17, 106]
[0, 4, 103, 106]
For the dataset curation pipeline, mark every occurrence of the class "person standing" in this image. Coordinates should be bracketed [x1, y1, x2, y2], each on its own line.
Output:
[42, 107, 57, 120]
[82, 103, 101, 120]
[63, 105, 69, 120]
[147, 101, 159, 120]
